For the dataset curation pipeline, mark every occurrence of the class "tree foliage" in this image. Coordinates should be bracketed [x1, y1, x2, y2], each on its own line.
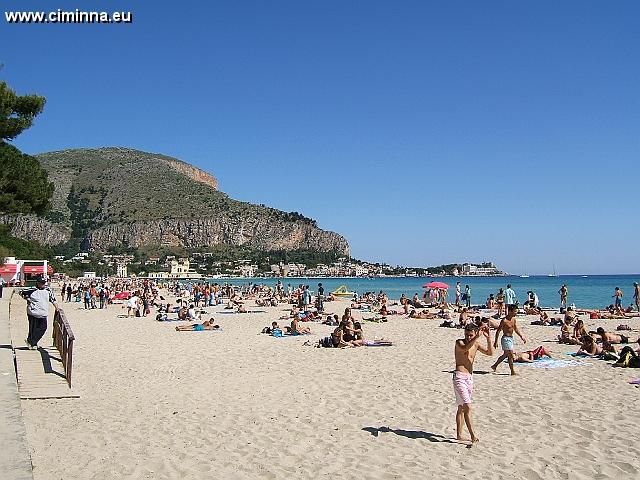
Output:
[0, 81, 53, 214]
[0, 142, 54, 214]
[0, 81, 46, 141]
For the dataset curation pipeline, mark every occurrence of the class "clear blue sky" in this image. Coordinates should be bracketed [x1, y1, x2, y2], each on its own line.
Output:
[2, 1, 638, 274]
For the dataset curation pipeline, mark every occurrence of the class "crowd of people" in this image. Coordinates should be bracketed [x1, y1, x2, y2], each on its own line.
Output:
[14, 274, 640, 449]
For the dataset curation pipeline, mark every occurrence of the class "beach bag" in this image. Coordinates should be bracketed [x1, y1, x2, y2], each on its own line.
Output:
[272, 328, 283, 337]
[321, 336, 334, 348]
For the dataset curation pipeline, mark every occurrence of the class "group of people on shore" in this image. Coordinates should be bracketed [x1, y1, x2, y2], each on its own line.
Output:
[452, 281, 640, 445]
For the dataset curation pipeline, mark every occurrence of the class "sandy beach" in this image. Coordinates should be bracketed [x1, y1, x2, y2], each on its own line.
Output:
[13, 292, 640, 480]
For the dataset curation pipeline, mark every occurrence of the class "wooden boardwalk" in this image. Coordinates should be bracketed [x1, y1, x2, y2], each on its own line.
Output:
[9, 292, 78, 400]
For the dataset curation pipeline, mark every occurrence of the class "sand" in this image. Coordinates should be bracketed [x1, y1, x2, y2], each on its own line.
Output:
[15, 293, 640, 480]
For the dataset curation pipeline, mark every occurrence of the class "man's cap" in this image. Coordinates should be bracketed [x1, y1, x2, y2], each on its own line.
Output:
[35, 276, 46, 284]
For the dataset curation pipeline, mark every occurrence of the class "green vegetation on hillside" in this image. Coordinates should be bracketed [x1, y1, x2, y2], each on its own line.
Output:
[0, 225, 53, 260]
[35, 148, 321, 226]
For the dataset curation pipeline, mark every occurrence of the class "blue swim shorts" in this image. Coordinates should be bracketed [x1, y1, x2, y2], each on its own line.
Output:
[501, 335, 514, 352]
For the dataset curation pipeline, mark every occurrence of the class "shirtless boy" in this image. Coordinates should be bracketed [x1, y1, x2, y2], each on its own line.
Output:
[453, 323, 493, 444]
[491, 304, 527, 375]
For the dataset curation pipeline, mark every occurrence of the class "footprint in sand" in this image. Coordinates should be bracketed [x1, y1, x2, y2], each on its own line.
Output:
[615, 462, 637, 475]
[522, 468, 543, 480]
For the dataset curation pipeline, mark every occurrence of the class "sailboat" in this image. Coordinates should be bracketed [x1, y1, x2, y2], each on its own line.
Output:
[519, 274, 530, 278]
[547, 265, 558, 277]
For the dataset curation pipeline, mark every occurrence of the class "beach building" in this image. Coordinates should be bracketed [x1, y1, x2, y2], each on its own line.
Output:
[116, 263, 128, 278]
[0, 257, 54, 285]
[461, 263, 503, 276]
[148, 257, 202, 279]
[238, 264, 258, 277]
[352, 264, 369, 276]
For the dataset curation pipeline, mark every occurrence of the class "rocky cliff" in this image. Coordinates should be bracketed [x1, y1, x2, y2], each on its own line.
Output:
[2, 147, 349, 255]
[83, 218, 348, 253]
[0, 214, 70, 246]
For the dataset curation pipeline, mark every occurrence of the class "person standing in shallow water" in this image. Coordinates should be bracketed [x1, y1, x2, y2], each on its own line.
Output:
[464, 284, 471, 308]
[453, 323, 493, 444]
[613, 287, 623, 309]
[634, 283, 640, 313]
[559, 284, 568, 310]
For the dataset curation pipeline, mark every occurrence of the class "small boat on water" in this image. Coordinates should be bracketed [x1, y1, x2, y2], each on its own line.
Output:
[332, 285, 355, 297]
[520, 275, 530, 278]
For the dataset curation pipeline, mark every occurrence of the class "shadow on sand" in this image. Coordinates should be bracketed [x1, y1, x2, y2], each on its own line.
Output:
[442, 370, 492, 375]
[362, 426, 462, 444]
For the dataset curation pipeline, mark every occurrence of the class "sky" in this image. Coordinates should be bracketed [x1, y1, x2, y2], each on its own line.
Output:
[2, 1, 639, 274]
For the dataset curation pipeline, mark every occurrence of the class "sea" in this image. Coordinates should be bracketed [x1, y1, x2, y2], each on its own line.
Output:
[208, 275, 639, 310]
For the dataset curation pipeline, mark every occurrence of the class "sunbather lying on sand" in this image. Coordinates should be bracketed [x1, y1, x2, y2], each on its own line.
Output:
[592, 327, 631, 352]
[514, 345, 552, 363]
[409, 309, 436, 319]
[175, 319, 220, 331]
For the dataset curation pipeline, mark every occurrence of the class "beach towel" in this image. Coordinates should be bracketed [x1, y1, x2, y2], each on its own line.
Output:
[628, 379, 640, 385]
[184, 328, 223, 332]
[219, 310, 267, 314]
[363, 341, 393, 347]
[527, 359, 587, 369]
[566, 352, 618, 361]
[363, 316, 387, 323]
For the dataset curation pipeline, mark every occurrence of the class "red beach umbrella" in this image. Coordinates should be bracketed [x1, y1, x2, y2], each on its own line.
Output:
[423, 281, 449, 290]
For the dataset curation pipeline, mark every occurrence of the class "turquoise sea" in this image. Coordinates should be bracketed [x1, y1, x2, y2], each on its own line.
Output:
[217, 275, 639, 310]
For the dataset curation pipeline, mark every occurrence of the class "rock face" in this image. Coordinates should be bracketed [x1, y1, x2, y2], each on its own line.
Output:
[83, 218, 349, 253]
[4, 147, 350, 255]
[162, 159, 218, 190]
[0, 214, 71, 246]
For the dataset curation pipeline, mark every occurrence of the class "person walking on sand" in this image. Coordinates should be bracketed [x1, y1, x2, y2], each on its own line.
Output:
[453, 323, 493, 444]
[491, 304, 527, 375]
[634, 283, 640, 313]
[20, 277, 59, 350]
[455, 281, 461, 306]
[559, 284, 568, 310]
[317, 283, 325, 313]
[464, 284, 471, 308]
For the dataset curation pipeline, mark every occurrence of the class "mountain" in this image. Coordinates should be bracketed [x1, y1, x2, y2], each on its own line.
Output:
[0, 147, 349, 255]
